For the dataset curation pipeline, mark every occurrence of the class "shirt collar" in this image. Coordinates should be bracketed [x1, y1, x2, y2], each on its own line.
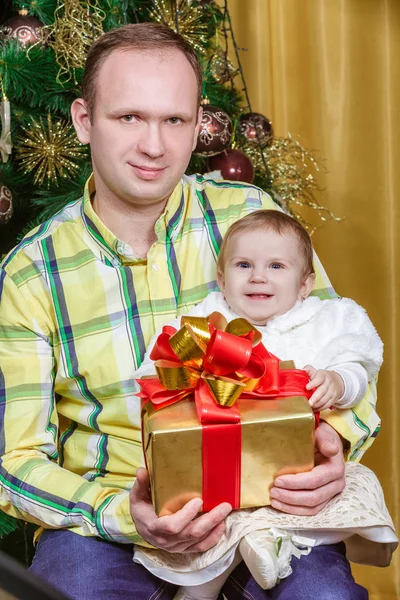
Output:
[81, 174, 187, 265]
[154, 177, 186, 243]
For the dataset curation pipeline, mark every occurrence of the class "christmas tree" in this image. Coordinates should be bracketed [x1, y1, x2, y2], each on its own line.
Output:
[0, 0, 338, 561]
[0, 0, 340, 259]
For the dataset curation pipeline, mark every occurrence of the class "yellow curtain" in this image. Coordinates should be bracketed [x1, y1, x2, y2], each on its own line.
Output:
[225, 1, 400, 598]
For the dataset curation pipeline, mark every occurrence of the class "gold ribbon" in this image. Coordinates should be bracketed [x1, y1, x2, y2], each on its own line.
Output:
[153, 312, 263, 408]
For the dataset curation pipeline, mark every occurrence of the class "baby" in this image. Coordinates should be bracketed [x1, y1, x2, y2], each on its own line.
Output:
[134, 210, 397, 599]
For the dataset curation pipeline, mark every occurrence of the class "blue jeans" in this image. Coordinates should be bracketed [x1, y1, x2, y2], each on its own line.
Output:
[29, 530, 368, 599]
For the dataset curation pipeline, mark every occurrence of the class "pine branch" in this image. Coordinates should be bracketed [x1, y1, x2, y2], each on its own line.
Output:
[14, 0, 58, 25]
[0, 512, 22, 538]
[30, 162, 93, 221]
[1, 41, 80, 117]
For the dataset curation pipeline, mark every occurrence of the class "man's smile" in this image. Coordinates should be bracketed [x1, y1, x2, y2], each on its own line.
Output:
[129, 164, 166, 180]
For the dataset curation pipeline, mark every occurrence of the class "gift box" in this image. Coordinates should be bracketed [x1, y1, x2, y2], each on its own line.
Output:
[138, 313, 316, 516]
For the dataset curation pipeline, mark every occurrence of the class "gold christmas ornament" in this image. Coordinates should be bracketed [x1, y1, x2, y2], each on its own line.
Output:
[150, 0, 208, 55]
[45, 0, 105, 84]
[209, 47, 239, 84]
[16, 115, 86, 186]
[242, 135, 342, 234]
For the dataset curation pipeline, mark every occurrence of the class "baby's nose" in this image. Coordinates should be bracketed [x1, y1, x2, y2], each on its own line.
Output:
[251, 271, 267, 283]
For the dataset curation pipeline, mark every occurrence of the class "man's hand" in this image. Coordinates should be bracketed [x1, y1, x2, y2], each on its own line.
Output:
[304, 365, 345, 411]
[269, 421, 346, 515]
[130, 467, 232, 552]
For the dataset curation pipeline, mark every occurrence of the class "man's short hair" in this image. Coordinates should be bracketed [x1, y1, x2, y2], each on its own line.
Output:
[217, 209, 315, 279]
[81, 22, 203, 120]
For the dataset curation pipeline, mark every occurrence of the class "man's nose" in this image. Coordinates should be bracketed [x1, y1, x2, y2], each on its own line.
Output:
[137, 124, 165, 158]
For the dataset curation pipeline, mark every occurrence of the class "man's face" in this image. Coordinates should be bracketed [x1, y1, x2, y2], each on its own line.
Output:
[74, 49, 201, 209]
[218, 228, 314, 325]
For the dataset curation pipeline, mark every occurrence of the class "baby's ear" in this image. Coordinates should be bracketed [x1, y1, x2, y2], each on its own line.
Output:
[300, 272, 315, 300]
[217, 269, 225, 293]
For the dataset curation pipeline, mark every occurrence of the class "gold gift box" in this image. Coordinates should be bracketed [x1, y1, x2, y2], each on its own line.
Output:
[142, 372, 315, 516]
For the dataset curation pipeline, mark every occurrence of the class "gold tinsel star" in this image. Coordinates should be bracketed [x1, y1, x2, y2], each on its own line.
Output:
[150, 0, 208, 55]
[16, 115, 86, 186]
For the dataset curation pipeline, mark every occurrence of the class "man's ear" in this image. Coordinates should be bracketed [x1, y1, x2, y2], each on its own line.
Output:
[300, 273, 315, 300]
[192, 105, 203, 151]
[217, 269, 225, 293]
[71, 98, 91, 145]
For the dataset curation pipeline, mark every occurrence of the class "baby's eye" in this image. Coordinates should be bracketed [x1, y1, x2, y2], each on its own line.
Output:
[270, 263, 283, 269]
[237, 261, 251, 268]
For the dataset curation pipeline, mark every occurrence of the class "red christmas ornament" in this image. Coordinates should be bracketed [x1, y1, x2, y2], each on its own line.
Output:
[194, 104, 233, 157]
[1, 9, 44, 48]
[239, 112, 274, 147]
[208, 149, 255, 184]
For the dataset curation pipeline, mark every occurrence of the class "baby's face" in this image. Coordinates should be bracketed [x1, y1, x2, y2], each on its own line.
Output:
[217, 228, 314, 325]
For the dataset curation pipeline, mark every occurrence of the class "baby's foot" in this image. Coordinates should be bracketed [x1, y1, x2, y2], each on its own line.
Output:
[239, 528, 313, 590]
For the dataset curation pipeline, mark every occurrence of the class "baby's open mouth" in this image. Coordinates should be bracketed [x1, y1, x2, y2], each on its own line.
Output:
[246, 294, 272, 298]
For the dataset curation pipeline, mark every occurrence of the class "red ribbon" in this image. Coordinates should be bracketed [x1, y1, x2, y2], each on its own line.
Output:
[137, 324, 317, 512]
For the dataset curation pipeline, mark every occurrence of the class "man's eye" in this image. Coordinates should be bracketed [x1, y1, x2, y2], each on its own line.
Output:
[168, 117, 182, 125]
[122, 115, 137, 122]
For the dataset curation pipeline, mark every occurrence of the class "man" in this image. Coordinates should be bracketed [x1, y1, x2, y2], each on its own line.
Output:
[0, 23, 376, 599]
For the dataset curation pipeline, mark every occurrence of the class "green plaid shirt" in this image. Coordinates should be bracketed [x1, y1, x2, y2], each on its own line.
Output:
[0, 174, 380, 544]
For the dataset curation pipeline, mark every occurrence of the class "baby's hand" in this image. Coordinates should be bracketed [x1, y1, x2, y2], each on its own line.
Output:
[303, 365, 345, 412]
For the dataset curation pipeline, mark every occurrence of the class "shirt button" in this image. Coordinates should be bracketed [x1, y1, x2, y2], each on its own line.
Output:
[152, 263, 160, 272]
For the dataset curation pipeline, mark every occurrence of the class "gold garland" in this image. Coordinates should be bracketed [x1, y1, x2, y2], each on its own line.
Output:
[150, 0, 209, 55]
[242, 135, 343, 234]
[45, 0, 105, 84]
[16, 115, 86, 186]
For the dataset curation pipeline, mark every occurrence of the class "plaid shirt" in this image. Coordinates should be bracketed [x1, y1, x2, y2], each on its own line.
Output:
[0, 174, 380, 544]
